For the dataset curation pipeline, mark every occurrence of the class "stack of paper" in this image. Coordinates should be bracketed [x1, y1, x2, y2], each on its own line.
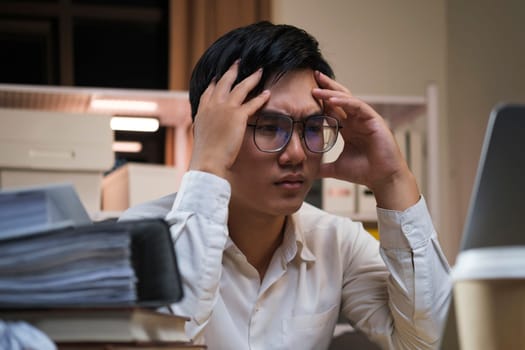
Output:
[0, 226, 136, 306]
[0, 183, 91, 240]
[0, 183, 183, 308]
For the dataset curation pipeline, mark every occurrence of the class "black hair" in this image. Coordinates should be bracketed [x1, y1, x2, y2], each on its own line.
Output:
[189, 21, 335, 119]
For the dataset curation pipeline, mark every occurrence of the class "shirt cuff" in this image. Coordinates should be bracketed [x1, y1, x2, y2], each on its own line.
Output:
[169, 170, 231, 225]
[377, 196, 435, 250]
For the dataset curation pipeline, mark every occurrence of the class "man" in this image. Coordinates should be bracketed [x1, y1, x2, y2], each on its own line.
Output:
[120, 21, 451, 349]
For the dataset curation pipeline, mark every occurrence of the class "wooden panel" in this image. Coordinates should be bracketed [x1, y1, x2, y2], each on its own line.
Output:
[168, 0, 271, 90]
[164, 126, 175, 166]
[168, 0, 189, 90]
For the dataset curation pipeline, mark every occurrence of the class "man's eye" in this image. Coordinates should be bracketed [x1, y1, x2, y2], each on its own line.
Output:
[257, 124, 280, 133]
[306, 124, 323, 133]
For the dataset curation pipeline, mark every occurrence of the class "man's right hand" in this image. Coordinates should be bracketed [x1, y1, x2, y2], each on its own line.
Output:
[189, 60, 270, 179]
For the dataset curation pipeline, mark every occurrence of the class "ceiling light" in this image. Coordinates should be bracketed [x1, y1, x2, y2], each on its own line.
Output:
[110, 116, 159, 132]
[90, 99, 158, 113]
[112, 141, 143, 153]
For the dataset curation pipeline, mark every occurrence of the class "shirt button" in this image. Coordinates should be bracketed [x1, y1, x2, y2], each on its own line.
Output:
[403, 224, 412, 232]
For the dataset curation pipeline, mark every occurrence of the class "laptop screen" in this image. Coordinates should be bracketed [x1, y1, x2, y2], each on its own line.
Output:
[459, 103, 525, 251]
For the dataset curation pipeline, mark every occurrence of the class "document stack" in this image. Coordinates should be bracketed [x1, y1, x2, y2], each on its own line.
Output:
[0, 183, 92, 242]
[0, 184, 204, 349]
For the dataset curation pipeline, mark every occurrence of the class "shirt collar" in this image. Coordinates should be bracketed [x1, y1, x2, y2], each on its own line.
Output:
[225, 236, 235, 251]
[282, 211, 317, 263]
[223, 209, 317, 263]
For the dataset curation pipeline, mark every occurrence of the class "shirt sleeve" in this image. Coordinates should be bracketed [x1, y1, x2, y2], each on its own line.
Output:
[342, 197, 452, 350]
[163, 171, 231, 340]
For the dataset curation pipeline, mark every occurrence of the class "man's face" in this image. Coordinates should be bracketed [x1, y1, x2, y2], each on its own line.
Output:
[226, 69, 324, 217]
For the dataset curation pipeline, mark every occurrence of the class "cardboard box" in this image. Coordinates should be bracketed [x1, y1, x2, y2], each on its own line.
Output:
[0, 108, 113, 214]
[322, 178, 356, 217]
[356, 184, 377, 221]
[0, 169, 103, 215]
[102, 162, 181, 211]
[0, 108, 113, 171]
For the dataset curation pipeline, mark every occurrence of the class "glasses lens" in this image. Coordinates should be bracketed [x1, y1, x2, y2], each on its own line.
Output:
[254, 115, 292, 152]
[304, 116, 339, 152]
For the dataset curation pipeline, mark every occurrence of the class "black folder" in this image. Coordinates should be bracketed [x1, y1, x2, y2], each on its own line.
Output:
[126, 219, 184, 306]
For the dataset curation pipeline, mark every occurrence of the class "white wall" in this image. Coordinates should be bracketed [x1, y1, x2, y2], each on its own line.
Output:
[446, 0, 525, 262]
[272, 0, 447, 96]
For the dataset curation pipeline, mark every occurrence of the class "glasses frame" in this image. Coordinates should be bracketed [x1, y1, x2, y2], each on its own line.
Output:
[247, 114, 341, 154]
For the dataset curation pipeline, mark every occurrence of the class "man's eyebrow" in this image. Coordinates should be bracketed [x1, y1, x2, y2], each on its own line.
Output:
[257, 109, 324, 119]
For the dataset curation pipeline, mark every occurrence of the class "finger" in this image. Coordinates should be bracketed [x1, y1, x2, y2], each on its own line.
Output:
[214, 60, 240, 97]
[315, 89, 374, 120]
[198, 80, 216, 107]
[241, 89, 271, 116]
[313, 89, 362, 119]
[315, 71, 351, 94]
[229, 68, 264, 104]
[312, 87, 351, 101]
[322, 97, 347, 121]
[328, 96, 377, 120]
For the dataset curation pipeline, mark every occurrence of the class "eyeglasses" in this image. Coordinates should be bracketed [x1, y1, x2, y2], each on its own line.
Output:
[247, 114, 340, 153]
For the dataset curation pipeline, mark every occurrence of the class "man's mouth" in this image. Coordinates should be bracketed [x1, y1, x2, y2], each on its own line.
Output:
[274, 175, 305, 190]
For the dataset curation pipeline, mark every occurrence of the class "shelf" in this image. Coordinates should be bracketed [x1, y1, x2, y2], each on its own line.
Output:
[0, 83, 192, 127]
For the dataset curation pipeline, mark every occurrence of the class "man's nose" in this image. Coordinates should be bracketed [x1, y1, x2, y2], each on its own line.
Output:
[279, 128, 307, 164]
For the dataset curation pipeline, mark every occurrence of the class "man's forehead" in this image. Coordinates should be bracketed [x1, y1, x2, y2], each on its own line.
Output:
[255, 109, 324, 120]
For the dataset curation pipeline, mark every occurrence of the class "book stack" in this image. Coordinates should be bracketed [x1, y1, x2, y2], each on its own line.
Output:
[0, 184, 204, 349]
[1, 307, 203, 350]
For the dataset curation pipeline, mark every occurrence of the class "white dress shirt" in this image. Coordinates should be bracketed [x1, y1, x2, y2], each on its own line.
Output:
[120, 170, 452, 350]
